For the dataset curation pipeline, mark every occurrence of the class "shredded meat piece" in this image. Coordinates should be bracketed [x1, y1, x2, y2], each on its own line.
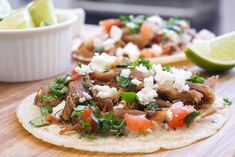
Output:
[90, 68, 121, 82]
[129, 70, 146, 81]
[34, 88, 62, 107]
[114, 108, 145, 119]
[94, 98, 114, 112]
[156, 86, 203, 104]
[155, 98, 172, 107]
[205, 75, 219, 89]
[145, 109, 167, 122]
[187, 82, 215, 106]
[74, 38, 94, 58]
[123, 34, 150, 49]
[59, 123, 82, 135]
[62, 78, 85, 120]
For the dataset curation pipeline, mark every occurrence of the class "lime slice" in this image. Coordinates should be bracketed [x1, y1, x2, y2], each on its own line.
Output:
[185, 32, 235, 71]
[0, 8, 34, 29]
[28, 0, 58, 27]
[0, 0, 11, 20]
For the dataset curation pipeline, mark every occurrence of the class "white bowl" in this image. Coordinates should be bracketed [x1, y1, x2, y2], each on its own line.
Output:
[0, 11, 77, 82]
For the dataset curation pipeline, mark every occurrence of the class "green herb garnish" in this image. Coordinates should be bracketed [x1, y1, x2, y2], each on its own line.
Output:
[120, 92, 138, 103]
[147, 102, 161, 111]
[223, 98, 232, 105]
[183, 110, 201, 128]
[162, 65, 171, 72]
[187, 73, 205, 83]
[93, 47, 104, 54]
[128, 57, 152, 70]
[30, 105, 53, 127]
[116, 75, 131, 88]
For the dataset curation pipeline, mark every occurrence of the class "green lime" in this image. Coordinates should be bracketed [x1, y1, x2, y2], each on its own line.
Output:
[185, 32, 235, 71]
[0, 8, 34, 29]
[0, 0, 12, 19]
[28, 0, 57, 27]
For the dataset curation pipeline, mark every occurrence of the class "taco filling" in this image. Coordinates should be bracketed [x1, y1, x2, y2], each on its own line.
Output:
[29, 53, 227, 139]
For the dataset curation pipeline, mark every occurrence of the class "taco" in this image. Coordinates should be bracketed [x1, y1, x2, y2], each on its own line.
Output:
[17, 54, 229, 153]
[72, 15, 215, 64]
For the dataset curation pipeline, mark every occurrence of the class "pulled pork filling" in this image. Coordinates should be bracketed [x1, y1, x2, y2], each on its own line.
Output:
[32, 55, 220, 138]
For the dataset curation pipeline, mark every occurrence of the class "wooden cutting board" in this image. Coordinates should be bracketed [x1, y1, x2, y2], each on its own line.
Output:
[0, 25, 235, 157]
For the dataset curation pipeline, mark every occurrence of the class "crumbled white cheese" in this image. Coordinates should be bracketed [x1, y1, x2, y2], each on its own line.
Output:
[196, 29, 215, 40]
[116, 42, 140, 60]
[79, 97, 86, 103]
[110, 26, 123, 42]
[102, 38, 115, 50]
[164, 29, 180, 44]
[136, 64, 149, 75]
[176, 20, 189, 30]
[52, 101, 65, 118]
[83, 92, 92, 100]
[181, 33, 192, 44]
[152, 64, 192, 92]
[89, 53, 117, 72]
[137, 87, 158, 105]
[131, 78, 142, 86]
[171, 101, 184, 109]
[93, 85, 118, 98]
[113, 103, 124, 110]
[126, 22, 138, 28]
[74, 64, 92, 75]
[166, 109, 173, 121]
[144, 76, 154, 88]
[147, 15, 164, 25]
[120, 69, 131, 78]
[151, 44, 163, 56]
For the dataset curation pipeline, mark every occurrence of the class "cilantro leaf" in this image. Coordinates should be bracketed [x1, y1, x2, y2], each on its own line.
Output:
[120, 92, 138, 103]
[40, 95, 57, 102]
[128, 57, 152, 70]
[223, 98, 232, 105]
[116, 75, 131, 88]
[30, 105, 53, 127]
[30, 116, 50, 127]
[187, 73, 205, 83]
[93, 47, 104, 54]
[162, 65, 171, 72]
[147, 102, 161, 111]
[183, 111, 201, 128]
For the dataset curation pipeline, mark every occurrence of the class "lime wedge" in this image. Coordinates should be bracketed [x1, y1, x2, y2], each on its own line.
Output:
[0, 0, 12, 19]
[0, 8, 34, 29]
[28, 0, 57, 27]
[185, 32, 235, 71]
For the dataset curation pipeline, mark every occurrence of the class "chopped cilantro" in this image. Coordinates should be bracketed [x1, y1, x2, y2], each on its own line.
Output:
[40, 95, 57, 102]
[48, 76, 69, 99]
[223, 98, 232, 106]
[146, 102, 161, 111]
[162, 35, 169, 44]
[93, 47, 104, 54]
[116, 75, 131, 88]
[162, 65, 171, 72]
[30, 105, 53, 127]
[128, 57, 152, 70]
[183, 111, 201, 128]
[120, 92, 138, 103]
[187, 73, 205, 83]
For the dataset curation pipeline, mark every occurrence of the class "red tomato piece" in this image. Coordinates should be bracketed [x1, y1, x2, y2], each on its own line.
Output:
[124, 113, 155, 132]
[82, 108, 97, 133]
[70, 69, 80, 81]
[140, 22, 155, 40]
[46, 114, 59, 124]
[100, 19, 123, 32]
[168, 106, 195, 127]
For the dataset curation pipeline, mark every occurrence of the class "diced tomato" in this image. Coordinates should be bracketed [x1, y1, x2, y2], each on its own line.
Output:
[140, 22, 155, 40]
[168, 106, 195, 127]
[70, 69, 80, 81]
[100, 19, 123, 32]
[82, 108, 97, 133]
[124, 113, 155, 132]
[46, 114, 59, 124]
[140, 49, 155, 58]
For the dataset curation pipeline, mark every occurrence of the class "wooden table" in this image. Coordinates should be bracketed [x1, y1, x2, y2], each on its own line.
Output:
[0, 25, 235, 157]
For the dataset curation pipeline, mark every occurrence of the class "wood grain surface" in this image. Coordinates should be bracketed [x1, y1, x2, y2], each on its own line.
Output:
[0, 25, 235, 157]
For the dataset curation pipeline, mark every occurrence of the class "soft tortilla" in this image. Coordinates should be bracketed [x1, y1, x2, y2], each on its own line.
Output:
[72, 53, 187, 65]
[17, 94, 229, 153]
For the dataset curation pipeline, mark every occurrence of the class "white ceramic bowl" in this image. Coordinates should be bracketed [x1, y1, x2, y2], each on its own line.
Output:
[0, 11, 77, 82]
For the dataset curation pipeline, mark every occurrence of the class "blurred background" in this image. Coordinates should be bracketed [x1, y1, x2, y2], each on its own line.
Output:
[8, 0, 234, 35]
